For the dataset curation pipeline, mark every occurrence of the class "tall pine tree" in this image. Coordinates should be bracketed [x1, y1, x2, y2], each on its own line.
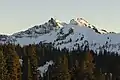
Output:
[83, 51, 95, 80]
[28, 45, 38, 80]
[5, 44, 21, 80]
[53, 54, 71, 80]
[0, 47, 9, 80]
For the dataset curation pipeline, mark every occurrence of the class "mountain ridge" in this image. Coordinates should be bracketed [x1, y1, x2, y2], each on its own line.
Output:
[0, 17, 119, 54]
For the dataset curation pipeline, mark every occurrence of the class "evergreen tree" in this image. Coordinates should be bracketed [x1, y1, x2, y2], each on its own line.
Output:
[5, 44, 21, 80]
[95, 69, 105, 80]
[28, 58, 32, 80]
[28, 45, 38, 80]
[0, 48, 9, 80]
[53, 55, 71, 80]
[71, 60, 81, 80]
[62, 54, 71, 80]
[83, 51, 95, 80]
[15, 44, 22, 57]
[13, 52, 21, 80]
[22, 46, 28, 80]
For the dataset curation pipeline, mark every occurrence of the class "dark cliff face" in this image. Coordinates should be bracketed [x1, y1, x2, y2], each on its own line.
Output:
[0, 35, 8, 41]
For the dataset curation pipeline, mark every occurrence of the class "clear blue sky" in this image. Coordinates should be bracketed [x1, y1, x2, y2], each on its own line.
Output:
[0, 0, 120, 35]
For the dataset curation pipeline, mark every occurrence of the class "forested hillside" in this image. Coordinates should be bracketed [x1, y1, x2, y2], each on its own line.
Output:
[0, 43, 120, 80]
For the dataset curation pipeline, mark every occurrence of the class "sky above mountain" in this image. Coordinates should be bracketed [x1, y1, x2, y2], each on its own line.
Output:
[0, 0, 120, 35]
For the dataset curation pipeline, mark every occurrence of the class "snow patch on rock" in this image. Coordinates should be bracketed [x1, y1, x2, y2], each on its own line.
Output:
[37, 60, 54, 77]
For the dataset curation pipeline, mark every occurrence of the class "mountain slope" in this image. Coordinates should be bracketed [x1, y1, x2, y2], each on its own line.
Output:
[0, 18, 120, 54]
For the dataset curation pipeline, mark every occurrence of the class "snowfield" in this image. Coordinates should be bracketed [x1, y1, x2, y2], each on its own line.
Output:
[37, 60, 54, 77]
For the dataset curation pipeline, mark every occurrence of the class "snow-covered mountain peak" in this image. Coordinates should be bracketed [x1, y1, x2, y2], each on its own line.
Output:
[12, 18, 63, 38]
[76, 18, 89, 26]
[54, 18, 64, 28]
[0, 17, 119, 54]
[69, 18, 89, 27]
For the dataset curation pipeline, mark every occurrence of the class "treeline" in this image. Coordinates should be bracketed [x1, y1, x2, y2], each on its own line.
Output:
[0, 43, 120, 80]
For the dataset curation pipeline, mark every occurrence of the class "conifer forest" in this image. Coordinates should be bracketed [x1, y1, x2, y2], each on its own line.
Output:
[0, 43, 120, 80]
